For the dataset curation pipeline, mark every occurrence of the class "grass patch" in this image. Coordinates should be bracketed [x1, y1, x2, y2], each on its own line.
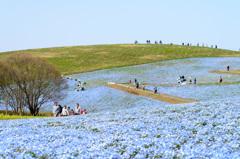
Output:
[0, 44, 239, 75]
[0, 110, 51, 116]
[0, 113, 49, 120]
[0, 110, 51, 120]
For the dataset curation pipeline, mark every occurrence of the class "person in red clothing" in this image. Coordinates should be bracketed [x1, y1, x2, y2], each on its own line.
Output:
[219, 76, 223, 83]
[227, 66, 230, 71]
[81, 109, 87, 114]
[71, 109, 75, 115]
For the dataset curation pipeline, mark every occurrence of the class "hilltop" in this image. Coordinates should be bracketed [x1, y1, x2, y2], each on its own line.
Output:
[0, 44, 239, 75]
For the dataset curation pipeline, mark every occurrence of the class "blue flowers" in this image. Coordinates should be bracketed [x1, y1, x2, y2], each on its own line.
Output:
[1, 57, 240, 158]
[2, 99, 240, 158]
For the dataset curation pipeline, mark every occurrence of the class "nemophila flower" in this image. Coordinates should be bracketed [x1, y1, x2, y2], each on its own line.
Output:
[1, 57, 240, 158]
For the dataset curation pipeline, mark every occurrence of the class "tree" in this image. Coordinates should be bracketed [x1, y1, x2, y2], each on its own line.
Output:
[0, 54, 68, 116]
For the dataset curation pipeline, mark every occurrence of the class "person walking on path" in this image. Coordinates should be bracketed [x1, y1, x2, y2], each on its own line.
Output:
[227, 66, 230, 71]
[154, 87, 157, 94]
[53, 102, 59, 117]
[74, 103, 81, 115]
[219, 76, 223, 83]
[136, 82, 139, 89]
[194, 78, 197, 84]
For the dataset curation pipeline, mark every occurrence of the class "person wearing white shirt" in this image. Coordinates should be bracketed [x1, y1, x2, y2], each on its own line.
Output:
[62, 106, 69, 116]
[74, 103, 81, 115]
[52, 102, 59, 117]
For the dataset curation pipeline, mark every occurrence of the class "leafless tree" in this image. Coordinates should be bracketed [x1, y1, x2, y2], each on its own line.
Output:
[0, 54, 68, 116]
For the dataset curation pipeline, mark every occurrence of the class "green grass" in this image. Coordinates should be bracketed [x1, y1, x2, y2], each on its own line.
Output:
[0, 113, 50, 120]
[0, 44, 239, 75]
[0, 110, 51, 120]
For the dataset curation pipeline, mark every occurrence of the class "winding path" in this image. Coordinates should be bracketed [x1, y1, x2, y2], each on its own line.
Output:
[106, 70, 240, 104]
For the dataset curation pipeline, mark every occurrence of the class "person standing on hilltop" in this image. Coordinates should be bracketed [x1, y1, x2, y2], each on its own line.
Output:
[194, 78, 197, 84]
[227, 66, 230, 71]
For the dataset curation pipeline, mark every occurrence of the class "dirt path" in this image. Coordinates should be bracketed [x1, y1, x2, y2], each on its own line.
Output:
[210, 69, 240, 75]
[141, 81, 240, 86]
[106, 69, 240, 104]
[106, 83, 198, 104]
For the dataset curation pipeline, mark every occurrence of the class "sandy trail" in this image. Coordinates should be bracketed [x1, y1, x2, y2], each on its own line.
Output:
[106, 69, 240, 103]
[106, 83, 198, 104]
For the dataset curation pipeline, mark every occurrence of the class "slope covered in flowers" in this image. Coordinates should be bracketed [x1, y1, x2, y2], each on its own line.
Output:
[0, 98, 240, 158]
[41, 57, 240, 112]
[1, 57, 240, 158]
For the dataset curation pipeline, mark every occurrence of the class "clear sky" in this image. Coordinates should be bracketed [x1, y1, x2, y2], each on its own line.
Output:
[0, 0, 239, 52]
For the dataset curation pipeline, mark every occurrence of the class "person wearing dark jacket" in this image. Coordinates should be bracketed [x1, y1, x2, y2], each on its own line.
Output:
[136, 82, 139, 89]
[154, 87, 157, 94]
[58, 105, 63, 116]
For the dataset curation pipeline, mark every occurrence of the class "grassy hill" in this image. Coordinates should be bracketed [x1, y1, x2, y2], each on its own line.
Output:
[0, 44, 239, 75]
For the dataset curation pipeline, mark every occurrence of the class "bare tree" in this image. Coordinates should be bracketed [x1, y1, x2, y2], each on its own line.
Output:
[0, 54, 68, 116]
[1, 85, 26, 115]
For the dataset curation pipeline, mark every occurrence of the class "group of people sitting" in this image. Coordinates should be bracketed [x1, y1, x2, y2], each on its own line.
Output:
[52, 102, 87, 117]
[76, 80, 86, 91]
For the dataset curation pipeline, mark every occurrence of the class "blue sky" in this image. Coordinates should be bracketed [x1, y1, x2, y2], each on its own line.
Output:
[0, 0, 239, 52]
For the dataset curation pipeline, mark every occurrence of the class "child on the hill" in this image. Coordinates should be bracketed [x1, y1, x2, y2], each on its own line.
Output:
[71, 109, 75, 115]
[81, 109, 87, 114]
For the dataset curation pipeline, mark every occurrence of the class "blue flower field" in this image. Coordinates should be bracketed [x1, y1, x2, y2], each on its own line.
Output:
[0, 57, 240, 158]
